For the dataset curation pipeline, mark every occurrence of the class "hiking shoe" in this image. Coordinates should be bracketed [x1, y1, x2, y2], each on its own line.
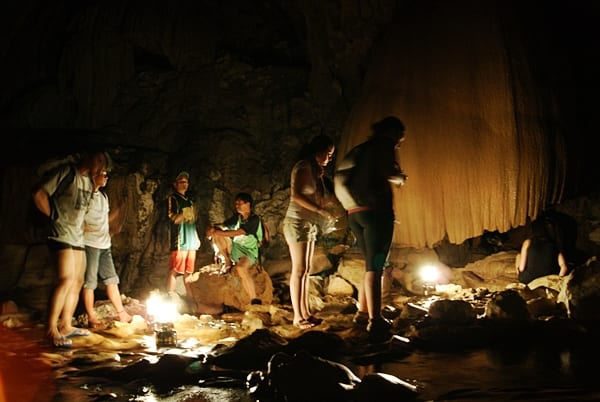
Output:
[367, 317, 392, 343]
[353, 311, 369, 326]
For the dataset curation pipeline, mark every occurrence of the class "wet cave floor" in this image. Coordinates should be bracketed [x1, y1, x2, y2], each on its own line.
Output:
[2, 296, 600, 402]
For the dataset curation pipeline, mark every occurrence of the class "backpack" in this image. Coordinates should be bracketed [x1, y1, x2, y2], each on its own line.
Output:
[334, 143, 365, 210]
[34, 153, 80, 178]
[256, 217, 270, 247]
[28, 161, 77, 242]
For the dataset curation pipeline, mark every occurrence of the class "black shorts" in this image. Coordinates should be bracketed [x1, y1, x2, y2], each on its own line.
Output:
[47, 239, 85, 252]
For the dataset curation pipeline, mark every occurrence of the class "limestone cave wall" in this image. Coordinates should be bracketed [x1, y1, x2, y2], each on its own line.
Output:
[0, 0, 597, 305]
[337, 0, 590, 247]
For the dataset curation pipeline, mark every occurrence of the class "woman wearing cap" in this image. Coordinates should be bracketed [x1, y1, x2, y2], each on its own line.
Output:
[167, 171, 201, 299]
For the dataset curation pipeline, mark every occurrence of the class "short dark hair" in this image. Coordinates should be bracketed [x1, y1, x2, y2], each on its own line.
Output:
[235, 192, 253, 207]
[297, 134, 335, 162]
[371, 116, 406, 141]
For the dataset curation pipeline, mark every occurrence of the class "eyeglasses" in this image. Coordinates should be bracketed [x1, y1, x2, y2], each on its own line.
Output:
[96, 171, 108, 178]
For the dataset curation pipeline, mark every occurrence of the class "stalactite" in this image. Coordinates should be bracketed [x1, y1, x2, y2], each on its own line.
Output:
[337, 0, 567, 248]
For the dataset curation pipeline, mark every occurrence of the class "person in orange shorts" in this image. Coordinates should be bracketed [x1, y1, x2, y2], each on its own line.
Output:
[166, 171, 201, 300]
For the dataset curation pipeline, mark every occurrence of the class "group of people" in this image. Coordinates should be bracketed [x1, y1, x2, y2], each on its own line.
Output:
[33, 115, 410, 348]
[32, 149, 130, 348]
[166, 172, 266, 307]
[161, 113, 571, 347]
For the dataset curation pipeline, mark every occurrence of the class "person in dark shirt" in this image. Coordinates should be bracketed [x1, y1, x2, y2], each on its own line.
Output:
[517, 218, 568, 284]
[335, 116, 407, 343]
[166, 171, 201, 298]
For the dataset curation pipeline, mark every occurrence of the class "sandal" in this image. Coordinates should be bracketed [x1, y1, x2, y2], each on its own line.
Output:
[64, 327, 91, 338]
[306, 315, 322, 325]
[52, 336, 73, 348]
[293, 319, 315, 330]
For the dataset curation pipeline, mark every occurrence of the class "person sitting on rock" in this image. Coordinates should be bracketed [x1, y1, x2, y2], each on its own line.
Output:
[517, 217, 569, 284]
[206, 192, 263, 306]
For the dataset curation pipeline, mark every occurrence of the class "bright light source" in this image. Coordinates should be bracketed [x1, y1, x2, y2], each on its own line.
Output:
[146, 292, 178, 324]
[146, 291, 179, 347]
[419, 264, 440, 284]
[419, 264, 441, 296]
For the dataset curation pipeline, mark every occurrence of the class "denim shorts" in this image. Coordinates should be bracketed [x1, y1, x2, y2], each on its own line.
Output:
[84, 246, 119, 289]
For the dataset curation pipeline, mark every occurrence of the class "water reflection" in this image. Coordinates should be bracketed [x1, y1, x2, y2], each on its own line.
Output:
[3, 324, 600, 401]
[349, 345, 600, 401]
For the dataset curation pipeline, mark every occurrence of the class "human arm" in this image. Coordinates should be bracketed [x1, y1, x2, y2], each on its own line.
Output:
[557, 252, 568, 276]
[517, 239, 531, 273]
[290, 161, 333, 220]
[388, 162, 407, 185]
[375, 139, 406, 185]
[207, 226, 246, 238]
[108, 202, 126, 236]
[206, 215, 246, 238]
[167, 195, 187, 224]
[32, 187, 52, 218]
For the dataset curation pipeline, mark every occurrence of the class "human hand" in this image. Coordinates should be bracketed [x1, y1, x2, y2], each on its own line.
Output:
[318, 208, 334, 221]
[322, 215, 339, 234]
[182, 207, 194, 222]
[389, 173, 407, 186]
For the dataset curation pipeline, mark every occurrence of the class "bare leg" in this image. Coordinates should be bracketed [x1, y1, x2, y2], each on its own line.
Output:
[58, 249, 86, 335]
[82, 287, 101, 326]
[235, 257, 257, 301]
[47, 248, 75, 341]
[212, 236, 233, 267]
[106, 283, 131, 322]
[357, 280, 367, 314]
[301, 239, 315, 319]
[381, 266, 393, 306]
[182, 272, 194, 295]
[288, 240, 310, 326]
[364, 270, 383, 320]
[167, 269, 178, 293]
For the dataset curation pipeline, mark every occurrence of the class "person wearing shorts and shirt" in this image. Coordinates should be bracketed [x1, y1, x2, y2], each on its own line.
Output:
[83, 168, 132, 328]
[32, 148, 107, 348]
[282, 134, 336, 329]
[206, 192, 262, 306]
[167, 171, 201, 298]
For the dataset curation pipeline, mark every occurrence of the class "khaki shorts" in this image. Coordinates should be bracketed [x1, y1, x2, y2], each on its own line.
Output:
[283, 217, 318, 243]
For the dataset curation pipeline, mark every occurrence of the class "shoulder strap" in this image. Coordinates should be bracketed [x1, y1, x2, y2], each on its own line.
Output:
[54, 164, 76, 197]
